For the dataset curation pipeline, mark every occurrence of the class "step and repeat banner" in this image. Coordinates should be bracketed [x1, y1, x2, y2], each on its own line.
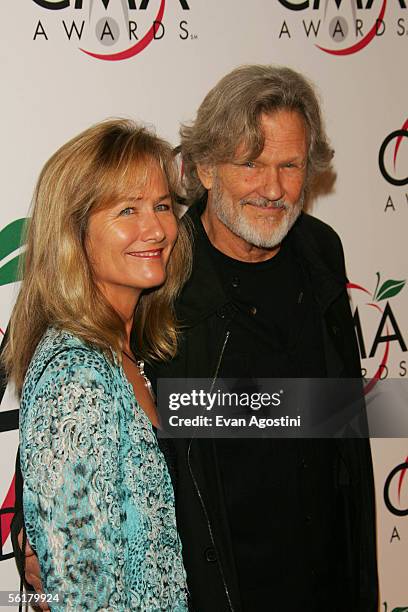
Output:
[1, 1, 407, 609]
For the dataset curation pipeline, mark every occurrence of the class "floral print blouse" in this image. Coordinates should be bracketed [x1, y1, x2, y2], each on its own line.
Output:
[20, 327, 188, 611]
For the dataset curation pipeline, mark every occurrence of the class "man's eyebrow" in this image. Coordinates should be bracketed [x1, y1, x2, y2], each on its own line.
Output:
[282, 156, 306, 163]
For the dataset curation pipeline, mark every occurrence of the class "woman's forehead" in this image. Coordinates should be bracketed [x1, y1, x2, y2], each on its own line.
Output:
[96, 158, 169, 208]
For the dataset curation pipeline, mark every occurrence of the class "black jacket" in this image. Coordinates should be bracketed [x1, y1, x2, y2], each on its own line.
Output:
[148, 200, 378, 612]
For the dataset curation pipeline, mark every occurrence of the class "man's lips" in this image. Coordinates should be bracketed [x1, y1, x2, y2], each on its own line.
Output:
[241, 200, 288, 211]
[126, 248, 164, 258]
[244, 202, 287, 213]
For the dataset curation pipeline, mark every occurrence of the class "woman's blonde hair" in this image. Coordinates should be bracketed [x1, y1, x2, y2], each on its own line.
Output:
[3, 118, 192, 395]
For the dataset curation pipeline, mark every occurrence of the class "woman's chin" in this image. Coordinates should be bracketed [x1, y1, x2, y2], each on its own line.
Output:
[134, 272, 167, 291]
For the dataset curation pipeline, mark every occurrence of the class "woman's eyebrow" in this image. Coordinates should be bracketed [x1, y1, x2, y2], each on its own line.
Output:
[156, 192, 171, 200]
[121, 192, 171, 203]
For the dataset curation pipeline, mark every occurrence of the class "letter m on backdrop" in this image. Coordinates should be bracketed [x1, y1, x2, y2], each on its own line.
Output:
[32, 0, 189, 8]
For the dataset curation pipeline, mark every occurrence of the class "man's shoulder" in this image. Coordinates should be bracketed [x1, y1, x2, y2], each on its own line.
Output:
[290, 212, 347, 279]
[295, 212, 341, 243]
[294, 212, 344, 255]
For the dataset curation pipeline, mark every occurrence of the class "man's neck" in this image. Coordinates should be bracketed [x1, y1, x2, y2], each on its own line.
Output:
[201, 204, 281, 263]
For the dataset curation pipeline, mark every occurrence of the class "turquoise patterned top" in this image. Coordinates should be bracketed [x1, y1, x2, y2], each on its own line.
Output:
[20, 327, 188, 611]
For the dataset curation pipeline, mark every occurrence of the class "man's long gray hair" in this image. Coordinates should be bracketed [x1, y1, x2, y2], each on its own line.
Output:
[180, 64, 334, 203]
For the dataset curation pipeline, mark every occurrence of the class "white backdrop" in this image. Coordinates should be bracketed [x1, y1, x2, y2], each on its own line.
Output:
[1, 1, 407, 610]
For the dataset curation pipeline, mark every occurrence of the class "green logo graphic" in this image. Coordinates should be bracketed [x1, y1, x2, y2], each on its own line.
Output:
[0, 219, 28, 286]
[372, 272, 406, 302]
[383, 604, 408, 612]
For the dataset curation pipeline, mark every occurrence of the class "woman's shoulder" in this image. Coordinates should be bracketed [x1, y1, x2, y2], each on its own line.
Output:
[22, 327, 117, 402]
[37, 326, 111, 363]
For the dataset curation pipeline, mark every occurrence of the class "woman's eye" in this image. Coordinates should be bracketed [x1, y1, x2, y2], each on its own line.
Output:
[119, 207, 135, 216]
[243, 161, 256, 169]
[155, 203, 171, 212]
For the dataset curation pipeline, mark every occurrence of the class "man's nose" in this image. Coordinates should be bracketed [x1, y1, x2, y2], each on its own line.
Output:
[259, 166, 284, 201]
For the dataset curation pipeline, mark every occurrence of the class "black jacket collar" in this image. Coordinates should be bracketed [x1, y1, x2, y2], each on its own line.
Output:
[288, 215, 346, 312]
[177, 199, 227, 324]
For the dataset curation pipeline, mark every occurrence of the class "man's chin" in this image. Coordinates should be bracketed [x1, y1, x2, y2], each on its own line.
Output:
[212, 192, 303, 250]
[237, 209, 300, 249]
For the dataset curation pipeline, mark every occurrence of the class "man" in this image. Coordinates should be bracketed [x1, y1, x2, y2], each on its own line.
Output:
[13, 65, 378, 611]
[151, 64, 378, 611]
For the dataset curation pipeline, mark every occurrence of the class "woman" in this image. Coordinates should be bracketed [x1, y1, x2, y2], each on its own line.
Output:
[3, 119, 192, 610]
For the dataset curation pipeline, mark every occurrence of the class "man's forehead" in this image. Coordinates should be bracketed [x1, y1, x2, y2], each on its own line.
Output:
[233, 109, 308, 160]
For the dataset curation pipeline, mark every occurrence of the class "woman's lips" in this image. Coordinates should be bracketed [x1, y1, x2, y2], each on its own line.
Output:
[126, 248, 163, 258]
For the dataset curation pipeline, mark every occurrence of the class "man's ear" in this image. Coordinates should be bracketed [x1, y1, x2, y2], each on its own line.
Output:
[197, 164, 215, 190]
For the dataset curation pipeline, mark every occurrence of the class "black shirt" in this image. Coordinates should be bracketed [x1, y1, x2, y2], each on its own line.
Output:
[208, 238, 326, 379]
[207, 238, 332, 610]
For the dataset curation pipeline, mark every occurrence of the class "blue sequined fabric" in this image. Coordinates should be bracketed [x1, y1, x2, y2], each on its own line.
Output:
[20, 327, 188, 611]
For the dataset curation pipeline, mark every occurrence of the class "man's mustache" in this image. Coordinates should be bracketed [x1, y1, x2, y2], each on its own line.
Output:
[239, 198, 288, 210]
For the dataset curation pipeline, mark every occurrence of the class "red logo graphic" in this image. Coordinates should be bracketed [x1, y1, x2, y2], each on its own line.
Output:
[0, 477, 16, 561]
[316, 0, 386, 55]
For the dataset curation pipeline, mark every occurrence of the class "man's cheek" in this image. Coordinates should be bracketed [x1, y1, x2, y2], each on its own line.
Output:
[229, 175, 254, 198]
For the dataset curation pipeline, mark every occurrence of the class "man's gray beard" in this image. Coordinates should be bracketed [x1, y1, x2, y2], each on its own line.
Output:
[211, 177, 304, 249]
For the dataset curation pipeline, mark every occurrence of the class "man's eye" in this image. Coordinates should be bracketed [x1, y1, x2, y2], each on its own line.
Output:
[119, 207, 135, 216]
[243, 161, 256, 169]
[283, 162, 304, 169]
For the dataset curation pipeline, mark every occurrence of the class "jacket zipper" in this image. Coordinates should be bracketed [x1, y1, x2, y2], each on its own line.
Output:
[187, 329, 234, 612]
[210, 330, 230, 392]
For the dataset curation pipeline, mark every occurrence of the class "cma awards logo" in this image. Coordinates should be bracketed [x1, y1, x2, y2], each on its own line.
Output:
[277, 0, 407, 55]
[384, 456, 408, 517]
[379, 119, 408, 187]
[379, 119, 408, 212]
[32, 0, 192, 61]
[348, 272, 406, 388]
